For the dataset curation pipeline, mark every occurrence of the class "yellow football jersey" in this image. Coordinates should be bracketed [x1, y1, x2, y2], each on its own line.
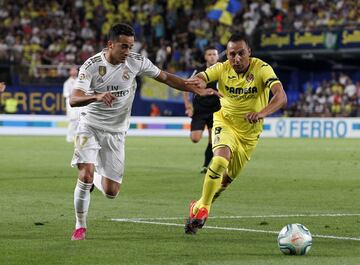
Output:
[201, 57, 281, 138]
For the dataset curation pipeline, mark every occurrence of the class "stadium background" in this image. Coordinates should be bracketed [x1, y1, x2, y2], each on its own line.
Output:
[0, 0, 359, 120]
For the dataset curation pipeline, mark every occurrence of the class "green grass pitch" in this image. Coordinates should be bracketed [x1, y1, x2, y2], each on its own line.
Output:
[0, 136, 359, 265]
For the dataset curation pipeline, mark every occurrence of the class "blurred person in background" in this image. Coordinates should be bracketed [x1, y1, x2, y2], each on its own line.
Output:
[0, 82, 5, 113]
[183, 46, 220, 174]
[63, 66, 83, 143]
[0, 82, 5, 92]
[150, 103, 161, 116]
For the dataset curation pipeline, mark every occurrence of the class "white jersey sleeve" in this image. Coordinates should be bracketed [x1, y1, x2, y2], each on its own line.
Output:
[138, 56, 161, 78]
[74, 58, 97, 92]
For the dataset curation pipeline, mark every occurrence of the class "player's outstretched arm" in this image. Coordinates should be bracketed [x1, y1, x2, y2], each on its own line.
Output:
[184, 73, 207, 88]
[70, 88, 116, 107]
[245, 83, 287, 123]
[155, 71, 219, 97]
[185, 73, 223, 97]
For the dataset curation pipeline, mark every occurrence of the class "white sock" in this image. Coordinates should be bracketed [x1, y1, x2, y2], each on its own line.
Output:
[93, 171, 105, 194]
[74, 179, 93, 229]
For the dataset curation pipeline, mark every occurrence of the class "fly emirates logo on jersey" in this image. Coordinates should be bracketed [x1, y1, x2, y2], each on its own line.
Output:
[106, 85, 130, 97]
[102, 66, 131, 97]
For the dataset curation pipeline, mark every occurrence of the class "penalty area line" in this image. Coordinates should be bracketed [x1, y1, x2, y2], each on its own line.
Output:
[111, 218, 360, 242]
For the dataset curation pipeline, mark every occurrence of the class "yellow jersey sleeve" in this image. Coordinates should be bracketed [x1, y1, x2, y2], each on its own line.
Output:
[200, 62, 224, 83]
[259, 64, 281, 89]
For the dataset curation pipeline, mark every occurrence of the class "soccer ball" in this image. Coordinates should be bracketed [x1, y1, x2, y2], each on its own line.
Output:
[277, 223, 312, 255]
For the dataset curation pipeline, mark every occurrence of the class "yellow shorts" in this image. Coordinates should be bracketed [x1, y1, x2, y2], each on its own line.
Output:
[212, 111, 259, 179]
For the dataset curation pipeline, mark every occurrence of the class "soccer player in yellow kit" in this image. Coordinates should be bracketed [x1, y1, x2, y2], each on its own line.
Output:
[184, 33, 287, 234]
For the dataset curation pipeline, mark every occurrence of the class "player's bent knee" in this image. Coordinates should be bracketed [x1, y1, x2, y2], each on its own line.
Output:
[191, 138, 200, 143]
[190, 131, 203, 143]
[77, 164, 94, 183]
[190, 135, 202, 143]
[79, 173, 93, 183]
[105, 192, 119, 199]
[102, 181, 120, 199]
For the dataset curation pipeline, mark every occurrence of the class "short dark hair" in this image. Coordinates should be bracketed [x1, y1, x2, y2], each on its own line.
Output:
[204, 46, 218, 52]
[228, 33, 250, 47]
[108, 23, 135, 41]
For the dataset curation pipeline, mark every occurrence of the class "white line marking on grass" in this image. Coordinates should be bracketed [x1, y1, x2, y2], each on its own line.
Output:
[112, 213, 360, 221]
[212, 213, 360, 219]
[111, 218, 360, 242]
[312, 234, 360, 241]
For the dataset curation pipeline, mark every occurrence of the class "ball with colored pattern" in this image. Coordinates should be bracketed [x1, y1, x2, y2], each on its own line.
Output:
[278, 223, 312, 255]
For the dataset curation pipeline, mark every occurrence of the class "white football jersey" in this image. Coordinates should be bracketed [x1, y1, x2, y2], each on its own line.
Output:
[75, 49, 161, 132]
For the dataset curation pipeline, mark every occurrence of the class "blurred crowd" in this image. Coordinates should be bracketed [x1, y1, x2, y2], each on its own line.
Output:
[287, 73, 360, 117]
[0, 0, 359, 117]
[261, 0, 359, 33]
[0, 0, 359, 76]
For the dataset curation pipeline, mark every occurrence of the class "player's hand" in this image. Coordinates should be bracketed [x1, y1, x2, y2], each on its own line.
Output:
[185, 77, 206, 88]
[189, 84, 221, 98]
[245, 112, 265, 123]
[185, 77, 222, 98]
[0, 82, 6, 92]
[185, 105, 193, 117]
[95, 92, 116, 107]
[196, 88, 221, 97]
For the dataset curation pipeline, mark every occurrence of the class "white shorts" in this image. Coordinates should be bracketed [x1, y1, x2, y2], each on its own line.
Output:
[71, 122, 125, 183]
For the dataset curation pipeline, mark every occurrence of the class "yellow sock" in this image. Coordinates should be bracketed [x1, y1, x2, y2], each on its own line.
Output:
[193, 156, 229, 214]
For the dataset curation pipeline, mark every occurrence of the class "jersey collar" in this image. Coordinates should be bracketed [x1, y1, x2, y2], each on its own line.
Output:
[101, 48, 126, 68]
[241, 58, 251, 78]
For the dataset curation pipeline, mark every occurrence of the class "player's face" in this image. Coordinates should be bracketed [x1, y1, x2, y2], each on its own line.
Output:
[204, 49, 219, 66]
[108, 35, 134, 64]
[227, 40, 251, 73]
[69, 67, 78, 77]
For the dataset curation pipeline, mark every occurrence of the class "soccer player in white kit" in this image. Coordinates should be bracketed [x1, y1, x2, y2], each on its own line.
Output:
[63, 66, 84, 143]
[69, 23, 219, 240]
